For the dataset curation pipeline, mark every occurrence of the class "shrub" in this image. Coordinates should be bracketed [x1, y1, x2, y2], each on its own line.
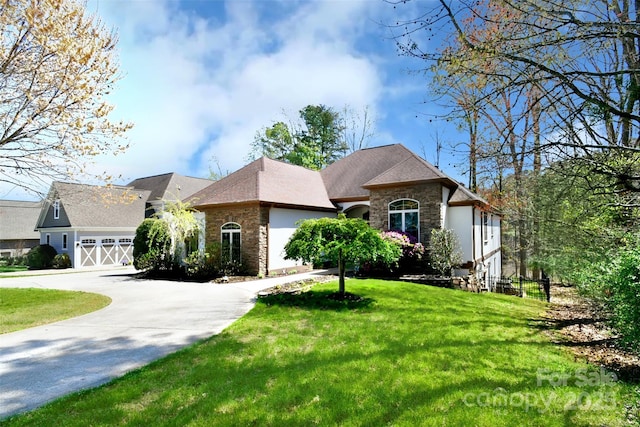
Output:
[27, 244, 58, 269]
[183, 243, 220, 280]
[428, 228, 464, 276]
[53, 253, 72, 269]
[575, 243, 640, 351]
[133, 218, 172, 271]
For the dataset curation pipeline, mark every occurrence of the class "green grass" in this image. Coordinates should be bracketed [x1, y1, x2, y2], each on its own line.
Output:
[0, 288, 111, 334]
[1, 279, 636, 426]
[0, 265, 28, 273]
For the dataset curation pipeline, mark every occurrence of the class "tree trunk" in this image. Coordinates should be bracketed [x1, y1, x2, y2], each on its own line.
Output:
[338, 255, 346, 295]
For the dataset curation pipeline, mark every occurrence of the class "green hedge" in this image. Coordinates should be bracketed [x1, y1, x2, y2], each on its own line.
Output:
[27, 244, 58, 269]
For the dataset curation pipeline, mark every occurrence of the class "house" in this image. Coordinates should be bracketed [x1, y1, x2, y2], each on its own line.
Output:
[0, 200, 41, 258]
[190, 144, 502, 279]
[188, 157, 337, 274]
[35, 182, 150, 268]
[34, 173, 213, 268]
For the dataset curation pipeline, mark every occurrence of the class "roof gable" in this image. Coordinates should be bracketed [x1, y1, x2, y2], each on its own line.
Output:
[321, 144, 415, 200]
[128, 173, 212, 202]
[448, 184, 489, 206]
[189, 158, 335, 210]
[362, 154, 451, 188]
[36, 182, 150, 229]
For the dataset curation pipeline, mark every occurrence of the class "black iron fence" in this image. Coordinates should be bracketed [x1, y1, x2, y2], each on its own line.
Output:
[486, 275, 551, 302]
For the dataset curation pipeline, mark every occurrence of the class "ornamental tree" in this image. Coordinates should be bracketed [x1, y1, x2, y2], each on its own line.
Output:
[284, 215, 402, 296]
[428, 228, 464, 277]
[0, 0, 132, 195]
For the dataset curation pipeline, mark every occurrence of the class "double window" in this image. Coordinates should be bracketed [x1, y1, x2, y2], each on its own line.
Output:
[221, 222, 241, 262]
[389, 199, 420, 241]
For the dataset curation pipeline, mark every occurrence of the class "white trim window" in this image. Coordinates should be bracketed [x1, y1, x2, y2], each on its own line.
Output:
[62, 233, 68, 250]
[53, 200, 60, 220]
[221, 222, 241, 262]
[45, 233, 51, 245]
[388, 199, 420, 241]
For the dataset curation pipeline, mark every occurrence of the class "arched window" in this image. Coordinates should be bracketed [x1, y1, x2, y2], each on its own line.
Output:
[389, 199, 420, 241]
[221, 222, 241, 262]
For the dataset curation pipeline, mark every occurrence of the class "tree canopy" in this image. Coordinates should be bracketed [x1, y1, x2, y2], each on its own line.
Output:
[392, 0, 640, 276]
[0, 0, 131, 195]
[248, 104, 375, 170]
[284, 215, 401, 295]
[394, 0, 640, 194]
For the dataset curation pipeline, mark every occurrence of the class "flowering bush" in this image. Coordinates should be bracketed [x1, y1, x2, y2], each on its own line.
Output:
[381, 230, 425, 260]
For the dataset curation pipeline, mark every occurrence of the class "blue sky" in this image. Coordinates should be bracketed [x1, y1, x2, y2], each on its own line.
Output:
[5, 0, 470, 200]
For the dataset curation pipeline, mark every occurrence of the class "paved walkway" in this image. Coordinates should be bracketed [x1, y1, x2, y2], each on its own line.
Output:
[0, 267, 335, 419]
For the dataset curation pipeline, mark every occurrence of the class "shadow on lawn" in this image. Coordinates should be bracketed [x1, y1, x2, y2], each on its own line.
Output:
[258, 289, 375, 311]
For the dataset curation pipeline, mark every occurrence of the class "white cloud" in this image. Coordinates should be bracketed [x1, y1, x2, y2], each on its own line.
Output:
[0, 0, 397, 199]
[89, 0, 386, 182]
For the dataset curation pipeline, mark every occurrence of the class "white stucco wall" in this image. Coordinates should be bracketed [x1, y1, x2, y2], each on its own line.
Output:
[446, 206, 502, 278]
[441, 187, 450, 228]
[268, 208, 336, 272]
[447, 205, 474, 262]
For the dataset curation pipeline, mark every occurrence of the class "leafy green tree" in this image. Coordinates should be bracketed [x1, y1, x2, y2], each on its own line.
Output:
[284, 215, 402, 296]
[133, 218, 172, 272]
[428, 229, 463, 276]
[249, 104, 347, 170]
[250, 121, 294, 163]
[575, 241, 640, 351]
[133, 202, 203, 273]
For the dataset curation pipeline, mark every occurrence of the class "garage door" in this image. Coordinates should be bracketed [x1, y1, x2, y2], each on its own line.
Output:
[79, 237, 134, 267]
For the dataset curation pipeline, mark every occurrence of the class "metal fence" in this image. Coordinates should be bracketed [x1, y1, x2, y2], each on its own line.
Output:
[485, 275, 551, 302]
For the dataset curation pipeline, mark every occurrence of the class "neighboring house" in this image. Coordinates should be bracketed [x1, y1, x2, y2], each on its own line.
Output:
[0, 200, 41, 258]
[34, 173, 212, 268]
[127, 172, 213, 217]
[35, 182, 150, 268]
[190, 144, 502, 279]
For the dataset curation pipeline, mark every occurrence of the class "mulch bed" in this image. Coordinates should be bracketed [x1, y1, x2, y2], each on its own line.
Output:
[542, 284, 640, 384]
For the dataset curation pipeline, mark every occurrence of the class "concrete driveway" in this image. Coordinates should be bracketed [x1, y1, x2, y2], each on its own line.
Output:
[0, 267, 332, 419]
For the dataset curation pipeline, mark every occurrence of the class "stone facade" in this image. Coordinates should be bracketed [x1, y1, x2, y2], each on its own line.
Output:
[202, 202, 269, 275]
[368, 182, 444, 244]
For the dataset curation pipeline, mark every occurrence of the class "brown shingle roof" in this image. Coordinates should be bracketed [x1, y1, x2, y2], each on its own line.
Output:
[128, 173, 212, 202]
[321, 144, 456, 200]
[189, 157, 336, 210]
[37, 182, 150, 229]
[321, 144, 414, 200]
[362, 154, 451, 188]
[448, 184, 489, 206]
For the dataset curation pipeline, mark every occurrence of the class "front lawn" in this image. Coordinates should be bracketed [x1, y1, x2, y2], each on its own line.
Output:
[0, 266, 28, 273]
[1, 279, 635, 426]
[0, 288, 111, 334]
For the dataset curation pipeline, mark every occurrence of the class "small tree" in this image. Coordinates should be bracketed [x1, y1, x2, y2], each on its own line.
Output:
[284, 215, 402, 296]
[133, 218, 172, 271]
[428, 228, 464, 276]
[162, 200, 202, 260]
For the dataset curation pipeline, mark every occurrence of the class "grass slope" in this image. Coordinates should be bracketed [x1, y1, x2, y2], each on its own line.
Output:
[1, 279, 634, 426]
[0, 288, 111, 334]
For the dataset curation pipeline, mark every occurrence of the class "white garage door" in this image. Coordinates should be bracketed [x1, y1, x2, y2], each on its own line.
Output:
[79, 237, 133, 267]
